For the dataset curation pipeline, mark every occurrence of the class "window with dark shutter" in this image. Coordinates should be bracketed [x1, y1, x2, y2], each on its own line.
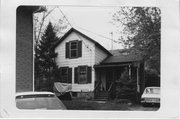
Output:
[74, 67, 78, 83]
[68, 68, 72, 83]
[78, 41, 82, 57]
[61, 67, 68, 83]
[74, 66, 92, 84]
[87, 66, 92, 83]
[69, 41, 78, 58]
[65, 42, 69, 58]
[66, 40, 82, 59]
[78, 66, 87, 84]
[59, 68, 62, 82]
[59, 67, 72, 83]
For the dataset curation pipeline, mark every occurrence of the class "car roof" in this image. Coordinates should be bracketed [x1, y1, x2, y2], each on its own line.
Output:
[16, 91, 55, 97]
[145, 87, 160, 89]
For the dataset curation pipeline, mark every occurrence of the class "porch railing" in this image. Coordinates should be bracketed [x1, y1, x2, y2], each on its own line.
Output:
[108, 82, 114, 92]
[93, 81, 101, 92]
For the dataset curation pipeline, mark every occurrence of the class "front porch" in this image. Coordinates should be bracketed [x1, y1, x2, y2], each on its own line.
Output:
[93, 61, 145, 101]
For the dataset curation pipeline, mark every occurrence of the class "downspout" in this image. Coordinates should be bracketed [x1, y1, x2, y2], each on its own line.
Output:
[32, 12, 35, 92]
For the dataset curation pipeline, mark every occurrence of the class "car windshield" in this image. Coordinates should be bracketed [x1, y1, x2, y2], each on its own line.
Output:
[145, 87, 160, 94]
[16, 94, 66, 110]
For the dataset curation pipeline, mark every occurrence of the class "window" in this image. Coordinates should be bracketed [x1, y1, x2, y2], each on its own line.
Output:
[145, 88, 160, 94]
[74, 66, 92, 84]
[59, 67, 72, 83]
[66, 40, 82, 59]
[70, 41, 78, 58]
[78, 66, 87, 84]
[61, 67, 68, 82]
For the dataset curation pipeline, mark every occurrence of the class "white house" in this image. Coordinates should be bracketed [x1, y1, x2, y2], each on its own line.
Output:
[54, 28, 145, 99]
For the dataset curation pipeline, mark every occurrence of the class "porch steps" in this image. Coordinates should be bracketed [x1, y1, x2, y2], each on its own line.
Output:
[94, 92, 109, 101]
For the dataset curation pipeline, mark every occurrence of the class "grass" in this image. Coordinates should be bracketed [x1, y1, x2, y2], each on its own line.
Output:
[62, 100, 129, 110]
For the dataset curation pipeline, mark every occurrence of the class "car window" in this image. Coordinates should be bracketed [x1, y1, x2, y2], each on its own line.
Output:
[145, 88, 160, 94]
[16, 95, 66, 110]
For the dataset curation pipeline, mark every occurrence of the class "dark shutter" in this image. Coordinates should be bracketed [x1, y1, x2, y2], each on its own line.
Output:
[65, 42, 69, 58]
[87, 66, 92, 83]
[59, 67, 62, 82]
[68, 68, 72, 83]
[74, 67, 78, 83]
[78, 41, 82, 57]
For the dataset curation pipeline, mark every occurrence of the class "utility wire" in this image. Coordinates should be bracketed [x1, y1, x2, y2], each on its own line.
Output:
[74, 25, 121, 44]
[57, 7, 73, 28]
[76, 33, 92, 52]
[57, 7, 121, 46]
[57, 7, 93, 51]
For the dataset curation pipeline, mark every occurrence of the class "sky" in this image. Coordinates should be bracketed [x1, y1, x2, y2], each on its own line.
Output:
[35, 6, 124, 50]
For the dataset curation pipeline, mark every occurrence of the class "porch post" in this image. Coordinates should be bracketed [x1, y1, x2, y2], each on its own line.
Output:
[128, 65, 131, 78]
[137, 64, 140, 93]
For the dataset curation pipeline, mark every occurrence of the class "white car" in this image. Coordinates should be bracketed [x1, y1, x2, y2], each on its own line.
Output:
[16, 92, 67, 110]
[141, 87, 160, 106]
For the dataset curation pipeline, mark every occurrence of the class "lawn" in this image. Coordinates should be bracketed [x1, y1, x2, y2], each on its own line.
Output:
[62, 100, 130, 110]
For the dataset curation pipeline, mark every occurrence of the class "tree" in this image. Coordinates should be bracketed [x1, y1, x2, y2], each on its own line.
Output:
[33, 6, 55, 45]
[112, 7, 161, 75]
[33, 6, 70, 46]
[115, 67, 137, 102]
[33, 6, 70, 91]
[35, 22, 59, 91]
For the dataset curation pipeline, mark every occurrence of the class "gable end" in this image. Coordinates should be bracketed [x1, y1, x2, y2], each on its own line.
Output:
[53, 28, 112, 56]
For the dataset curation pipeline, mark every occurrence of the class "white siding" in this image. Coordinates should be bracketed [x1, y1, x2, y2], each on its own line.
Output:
[95, 46, 108, 65]
[55, 32, 95, 92]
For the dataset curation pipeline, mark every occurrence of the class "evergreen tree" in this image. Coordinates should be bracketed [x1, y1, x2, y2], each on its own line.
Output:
[35, 22, 59, 91]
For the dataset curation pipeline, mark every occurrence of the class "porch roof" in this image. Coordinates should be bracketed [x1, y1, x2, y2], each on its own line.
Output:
[94, 63, 131, 68]
[101, 54, 143, 64]
[94, 54, 143, 68]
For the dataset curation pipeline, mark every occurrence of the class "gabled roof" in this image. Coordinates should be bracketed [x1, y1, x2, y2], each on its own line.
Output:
[53, 28, 112, 56]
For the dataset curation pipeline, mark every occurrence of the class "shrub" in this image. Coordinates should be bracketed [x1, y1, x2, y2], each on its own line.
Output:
[115, 68, 138, 102]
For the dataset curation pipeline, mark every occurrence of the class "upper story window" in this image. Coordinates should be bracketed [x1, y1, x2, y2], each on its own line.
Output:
[65, 40, 82, 59]
[70, 41, 78, 58]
